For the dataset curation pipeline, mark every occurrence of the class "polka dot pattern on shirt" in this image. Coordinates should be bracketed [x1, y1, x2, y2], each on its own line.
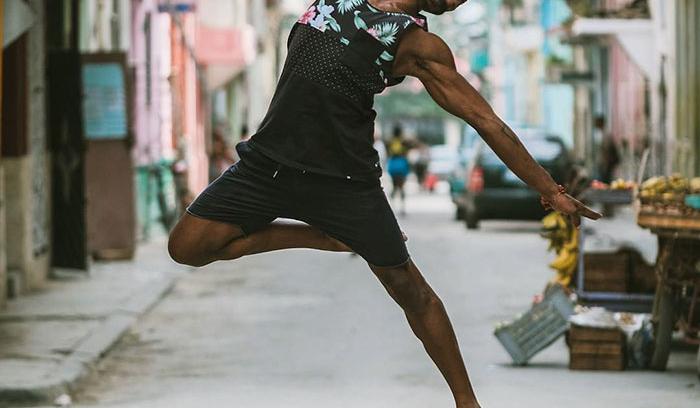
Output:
[286, 25, 386, 104]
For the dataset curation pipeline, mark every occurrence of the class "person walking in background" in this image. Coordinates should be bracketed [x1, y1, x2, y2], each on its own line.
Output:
[594, 115, 620, 184]
[412, 142, 430, 190]
[168, 1, 601, 406]
[239, 124, 251, 142]
[387, 126, 411, 216]
[209, 128, 236, 181]
[373, 130, 387, 170]
[594, 115, 620, 217]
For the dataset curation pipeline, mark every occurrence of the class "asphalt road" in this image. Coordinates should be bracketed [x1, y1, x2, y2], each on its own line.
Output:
[73, 192, 699, 408]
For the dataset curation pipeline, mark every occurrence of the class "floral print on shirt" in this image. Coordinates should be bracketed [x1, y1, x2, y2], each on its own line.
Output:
[296, 0, 427, 84]
[298, 0, 427, 64]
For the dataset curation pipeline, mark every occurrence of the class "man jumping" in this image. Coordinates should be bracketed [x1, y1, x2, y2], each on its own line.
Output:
[168, 1, 601, 407]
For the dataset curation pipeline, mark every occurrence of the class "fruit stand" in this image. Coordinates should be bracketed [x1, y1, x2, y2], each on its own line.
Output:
[636, 176, 700, 372]
[495, 176, 698, 373]
[575, 179, 655, 313]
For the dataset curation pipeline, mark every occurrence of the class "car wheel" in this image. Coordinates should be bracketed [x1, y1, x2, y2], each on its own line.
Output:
[465, 211, 479, 230]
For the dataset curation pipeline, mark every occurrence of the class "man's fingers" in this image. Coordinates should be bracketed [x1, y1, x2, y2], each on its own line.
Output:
[565, 193, 602, 220]
[570, 213, 581, 228]
[577, 205, 602, 220]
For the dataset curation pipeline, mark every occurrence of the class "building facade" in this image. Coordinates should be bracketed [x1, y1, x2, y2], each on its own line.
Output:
[567, 0, 699, 179]
[1, 0, 52, 303]
[671, 0, 700, 176]
[0, 0, 290, 307]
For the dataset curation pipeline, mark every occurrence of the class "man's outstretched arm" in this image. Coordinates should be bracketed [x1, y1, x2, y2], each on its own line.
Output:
[393, 29, 600, 225]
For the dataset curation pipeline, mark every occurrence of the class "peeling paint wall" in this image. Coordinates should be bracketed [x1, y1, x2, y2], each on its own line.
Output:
[2, 0, 50, 295]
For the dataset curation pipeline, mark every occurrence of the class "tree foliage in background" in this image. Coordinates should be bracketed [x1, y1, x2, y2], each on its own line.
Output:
[376, 90, 451, 120]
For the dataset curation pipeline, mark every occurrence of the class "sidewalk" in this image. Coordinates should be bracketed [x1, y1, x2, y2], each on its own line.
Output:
[0, 237, 186, 406]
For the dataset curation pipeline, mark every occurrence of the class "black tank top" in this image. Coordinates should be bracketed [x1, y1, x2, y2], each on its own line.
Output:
[248, 0, 428, 181]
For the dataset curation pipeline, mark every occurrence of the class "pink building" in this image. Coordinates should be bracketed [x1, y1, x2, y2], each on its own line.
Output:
[131, 0, 172, 167]
[130, 0, 209, 231]
[608, 39, 648, 151]
[604, 0, 649, 152]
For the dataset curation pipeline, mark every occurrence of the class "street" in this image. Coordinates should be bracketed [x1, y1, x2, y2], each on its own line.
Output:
[1, 1, 699, 407]
[71, 191, 699, 408]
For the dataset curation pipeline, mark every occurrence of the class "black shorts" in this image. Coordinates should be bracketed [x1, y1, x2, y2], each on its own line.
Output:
[186, 142, 409, 267]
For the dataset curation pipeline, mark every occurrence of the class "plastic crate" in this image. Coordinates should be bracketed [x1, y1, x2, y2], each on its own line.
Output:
[494, 285, 575, 365]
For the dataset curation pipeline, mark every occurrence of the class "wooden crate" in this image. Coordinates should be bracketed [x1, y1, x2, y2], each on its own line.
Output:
[628, 251, 656, 294]
[583, 252, 630, 292]
[568, 325, 626, 371]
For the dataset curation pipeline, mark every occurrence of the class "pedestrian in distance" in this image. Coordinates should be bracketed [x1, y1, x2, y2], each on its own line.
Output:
[412, 142, 431, 190]
[387, 125, 411, 216]
[209, 128, 236, 182]
[594, 115, 620, 185]
[168, 1, 602, 407]
[594, 115, 620, 217]
[373, 129, 388, 171]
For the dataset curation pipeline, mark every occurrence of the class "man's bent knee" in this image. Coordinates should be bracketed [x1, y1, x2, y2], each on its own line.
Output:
[168, 232, 210, 267]
[167, 214, 246, 267]
[373, 262, 439, 315]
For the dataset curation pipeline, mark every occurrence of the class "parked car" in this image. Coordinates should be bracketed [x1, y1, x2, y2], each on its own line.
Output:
[449, 125, 481, 217]
[454, 133, 572, 229]
[449, 146, 475, 218]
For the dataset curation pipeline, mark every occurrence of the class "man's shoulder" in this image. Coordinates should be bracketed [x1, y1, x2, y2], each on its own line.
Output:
[394, 29, 452, 77]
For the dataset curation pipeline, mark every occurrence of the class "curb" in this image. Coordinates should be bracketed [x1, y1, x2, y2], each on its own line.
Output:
[0, 275, 178, 405]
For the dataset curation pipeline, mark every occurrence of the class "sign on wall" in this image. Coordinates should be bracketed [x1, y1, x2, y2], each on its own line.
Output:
[81, 62, 128, 140]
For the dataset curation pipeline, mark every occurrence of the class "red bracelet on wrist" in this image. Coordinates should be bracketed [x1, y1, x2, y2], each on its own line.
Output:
[540, 185, 566, 210]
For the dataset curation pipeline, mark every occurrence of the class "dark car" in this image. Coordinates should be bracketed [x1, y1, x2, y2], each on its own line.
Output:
[448, 146, 475, 217]
[454, 134, 571, 229]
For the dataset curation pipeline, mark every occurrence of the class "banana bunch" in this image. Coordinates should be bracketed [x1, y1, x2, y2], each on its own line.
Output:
[668, 174, 690, 191]
[639, 174, 692, 203]
[640, 176, 667, 197]
[690, 177, 700, 193]
[610, 178, 635, 190]
[541, 212, 568, 251]
[541, 212, 579, 287]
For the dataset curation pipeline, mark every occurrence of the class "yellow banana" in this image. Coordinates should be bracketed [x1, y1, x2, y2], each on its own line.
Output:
[549, 248, 575, 271]
[563, 229, 579, 251]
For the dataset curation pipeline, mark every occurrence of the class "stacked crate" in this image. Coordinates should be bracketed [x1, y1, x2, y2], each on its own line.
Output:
[583, 251, 630, 292]
[568, 324, 626, 370]
[583, 249, 656, 294]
